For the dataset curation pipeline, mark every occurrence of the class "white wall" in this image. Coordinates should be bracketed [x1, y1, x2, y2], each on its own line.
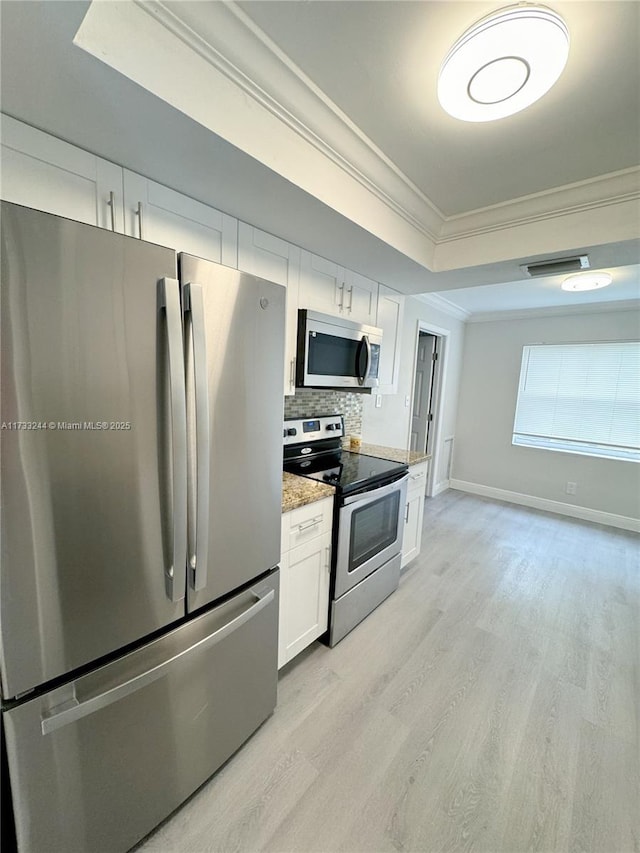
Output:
[452, 308, 640, 524]
[361, 296, 466, 492]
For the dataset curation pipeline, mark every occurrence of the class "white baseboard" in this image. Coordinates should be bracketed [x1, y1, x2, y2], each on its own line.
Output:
[431, 480, 450, 497]
[449, 479, 640, 533]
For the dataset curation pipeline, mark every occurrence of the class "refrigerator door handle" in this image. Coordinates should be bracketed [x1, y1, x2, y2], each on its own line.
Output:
[40, 587, 275, 736]
[159, 278, 187, 603]
[184, 282, 210, 592]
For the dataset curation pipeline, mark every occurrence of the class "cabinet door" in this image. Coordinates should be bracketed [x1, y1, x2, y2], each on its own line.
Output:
[123, 170, 237, 267]
[401, 492, 424, 569]
[298, 251, 344, 317]
[376, 285, 404, 393]
[278, 535, 330, 668]
[1, 115, 123, 231]
[343, 268, 378, 325]
[238, 223, 300, 396]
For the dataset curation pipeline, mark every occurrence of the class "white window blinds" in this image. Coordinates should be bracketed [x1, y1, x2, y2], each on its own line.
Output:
[512, 342, 640, 462]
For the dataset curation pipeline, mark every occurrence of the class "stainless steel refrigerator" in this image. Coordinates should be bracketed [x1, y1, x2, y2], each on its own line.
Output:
[0, 201, 285, 852]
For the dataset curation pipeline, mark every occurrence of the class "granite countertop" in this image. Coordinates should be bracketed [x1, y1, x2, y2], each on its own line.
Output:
[343, 440, 431, 467]
[282, 471, 335, 513]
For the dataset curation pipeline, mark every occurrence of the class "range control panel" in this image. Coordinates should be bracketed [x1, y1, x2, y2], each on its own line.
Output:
[283, 414, 345, 446]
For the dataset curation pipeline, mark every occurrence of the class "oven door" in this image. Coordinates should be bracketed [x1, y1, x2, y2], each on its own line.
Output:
[297, 310, 381, 389]
[334, 474, 408, 598]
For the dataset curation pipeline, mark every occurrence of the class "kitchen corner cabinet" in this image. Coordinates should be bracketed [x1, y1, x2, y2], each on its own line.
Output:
[238, 223, 300, 396]
[278, 497, 332, 668]
[1, 114, 124, 231]
[122, 170, 238, 267]
[299, 251, 378, 326]
[401, 461, 428, 569]
[376, 284, 404, 394]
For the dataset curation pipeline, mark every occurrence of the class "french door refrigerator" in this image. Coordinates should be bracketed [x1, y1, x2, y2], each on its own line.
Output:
[0, 201, 285, 852]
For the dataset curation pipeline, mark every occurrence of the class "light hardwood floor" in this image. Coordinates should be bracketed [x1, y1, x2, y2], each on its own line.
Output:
[138, 491, 640, 853]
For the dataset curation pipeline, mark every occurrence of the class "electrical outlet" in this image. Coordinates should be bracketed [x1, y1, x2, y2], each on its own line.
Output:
[566, 481, 577, 495]
[375, 394, 383, 408]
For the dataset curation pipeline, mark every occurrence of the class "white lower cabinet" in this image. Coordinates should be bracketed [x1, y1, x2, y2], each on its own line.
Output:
[401, 461, 428, 569]
[279, 497, 333, 668]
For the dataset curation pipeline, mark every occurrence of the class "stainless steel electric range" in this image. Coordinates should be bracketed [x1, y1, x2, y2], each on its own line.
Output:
[283, 415, 408, 645]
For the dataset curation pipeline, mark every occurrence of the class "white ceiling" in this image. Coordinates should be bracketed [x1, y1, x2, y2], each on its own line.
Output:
[236, 1, 640, 216]
[1, 0, 639, 316]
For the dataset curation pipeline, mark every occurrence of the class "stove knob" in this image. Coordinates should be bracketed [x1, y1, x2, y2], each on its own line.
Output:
[287, 427, 297, 436]
[334, 422, 342, 430]
[326, 423, 336, 431]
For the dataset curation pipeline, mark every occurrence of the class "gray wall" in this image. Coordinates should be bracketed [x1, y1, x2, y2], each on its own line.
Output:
[453, 308, 640, 520]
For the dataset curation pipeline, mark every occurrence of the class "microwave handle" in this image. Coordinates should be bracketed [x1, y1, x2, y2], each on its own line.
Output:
[356, 334, 371, 386]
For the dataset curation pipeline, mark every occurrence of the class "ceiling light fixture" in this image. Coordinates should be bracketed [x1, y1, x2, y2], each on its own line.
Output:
[438, 4, 570, 122]
[561, 273, 613, 292]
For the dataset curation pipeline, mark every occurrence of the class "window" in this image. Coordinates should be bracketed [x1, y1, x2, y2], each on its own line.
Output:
[512, 341, 640, 462]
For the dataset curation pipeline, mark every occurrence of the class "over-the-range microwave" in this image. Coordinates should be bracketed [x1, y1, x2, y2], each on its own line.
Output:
[296, 309, 382, 390]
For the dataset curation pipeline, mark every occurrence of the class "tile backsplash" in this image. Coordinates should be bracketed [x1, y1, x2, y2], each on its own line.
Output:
[284, 390, 364, 437]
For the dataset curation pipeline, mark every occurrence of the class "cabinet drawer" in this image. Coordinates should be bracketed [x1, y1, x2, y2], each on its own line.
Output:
[407, 461, 428, 497]
[282, 496, 333, 552]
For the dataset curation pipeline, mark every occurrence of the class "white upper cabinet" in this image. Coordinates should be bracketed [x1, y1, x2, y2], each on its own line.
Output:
[1, 115, 124, 231]
[298, 251, 343, 317]
[122, 170, 238, 267]
[238, 223, 300, 396]
[298, 251, 378, 326]
[342, 268, 378, 325]
[376, 285, 404, 394]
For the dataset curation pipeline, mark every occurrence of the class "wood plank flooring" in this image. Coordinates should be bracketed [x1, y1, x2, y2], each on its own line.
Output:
[138, 491, 639, 853]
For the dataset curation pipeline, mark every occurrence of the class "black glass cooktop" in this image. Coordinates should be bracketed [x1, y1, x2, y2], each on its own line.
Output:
[284, 449, 407, 495]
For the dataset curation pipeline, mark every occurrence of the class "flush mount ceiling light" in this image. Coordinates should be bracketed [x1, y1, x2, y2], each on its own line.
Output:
[561, 272, 613, 292]
[438, 4, 570, 122]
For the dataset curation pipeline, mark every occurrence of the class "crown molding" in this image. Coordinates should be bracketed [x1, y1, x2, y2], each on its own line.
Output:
[136, 0, 443, 243]
[465, 298, 640, 324]
[413, 293, 471, 322]
[77, 0, 638, 274]
[438, 167, 640, 243]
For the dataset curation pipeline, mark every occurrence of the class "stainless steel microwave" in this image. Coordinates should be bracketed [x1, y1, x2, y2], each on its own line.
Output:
[296, 309, 382, 390]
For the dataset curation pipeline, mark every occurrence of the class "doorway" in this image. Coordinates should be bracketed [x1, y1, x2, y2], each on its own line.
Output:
[408, 323, 447, 497]
[410, 332, 438, 454]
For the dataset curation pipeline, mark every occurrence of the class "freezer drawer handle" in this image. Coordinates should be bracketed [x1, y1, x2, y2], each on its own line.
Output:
[159, 278, 188, 603]
[40, 587, 275, 736]
[184, 282, 210, 592]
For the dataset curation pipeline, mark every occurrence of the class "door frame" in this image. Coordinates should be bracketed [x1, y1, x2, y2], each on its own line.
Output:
[407, 320, 449, 498]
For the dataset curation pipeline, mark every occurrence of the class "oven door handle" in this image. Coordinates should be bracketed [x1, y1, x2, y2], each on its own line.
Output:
[342, 473, 408, 506]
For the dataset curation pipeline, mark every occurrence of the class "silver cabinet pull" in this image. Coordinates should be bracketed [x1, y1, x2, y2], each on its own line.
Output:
[290, 357, 296, 390]
[159, 278, 187, 603]
[325, 546, 331, 571]
[297, 515, 323, 532]
[347, 286, 354, 313]
[135, 201, 143, 239]
[40, 588, 274, 735]
[337, 282, 345, 311]
[184, 282, 210, 592]
[405, 502, 410, 523]
[107, 191, 116, 231]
